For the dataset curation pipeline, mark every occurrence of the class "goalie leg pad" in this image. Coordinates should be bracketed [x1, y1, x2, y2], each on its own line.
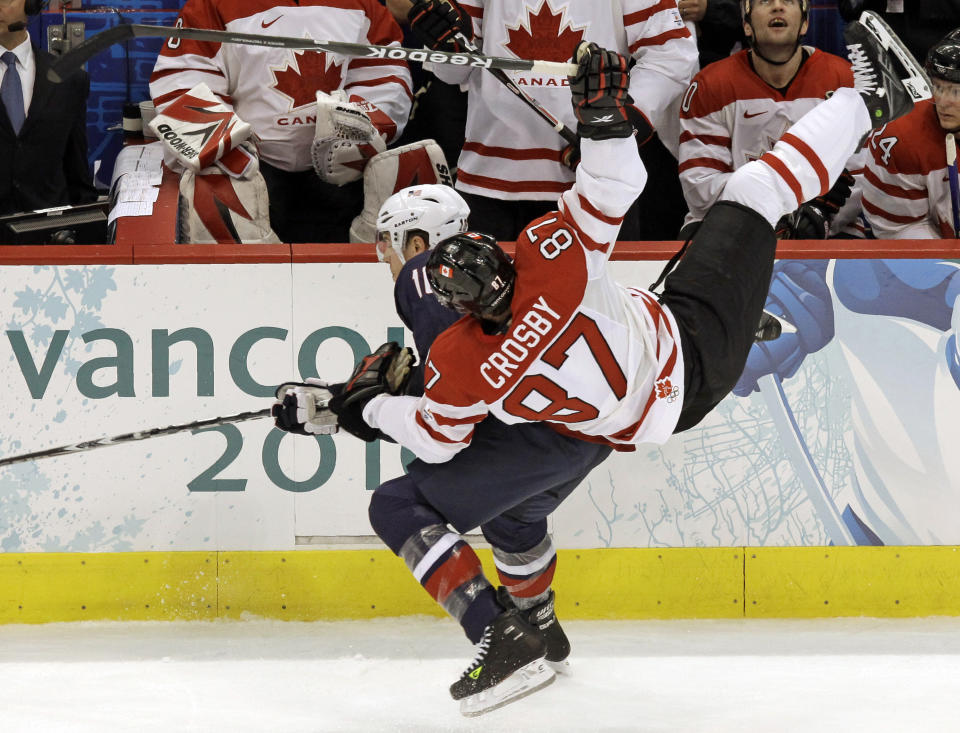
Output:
[178, 166, 281, 244]
[349, 139, 453, 243]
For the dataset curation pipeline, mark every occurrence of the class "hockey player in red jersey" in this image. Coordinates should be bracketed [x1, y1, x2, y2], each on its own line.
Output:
[149, 0, 413, 243]
[862, 28, 960, 239]
[679, 0, 862, 239]
[279, 12, 929, 716]
[329, 16, 928, 465]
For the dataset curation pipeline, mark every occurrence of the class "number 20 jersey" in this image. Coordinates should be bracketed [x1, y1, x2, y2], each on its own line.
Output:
[416, 145, 684, 456]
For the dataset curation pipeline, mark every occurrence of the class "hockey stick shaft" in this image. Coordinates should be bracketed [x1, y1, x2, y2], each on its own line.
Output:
[447, 22, 578, 146]
[0, 408, 272, 468]
[47, 23, 577, 84]
[946, 133, 960, 237]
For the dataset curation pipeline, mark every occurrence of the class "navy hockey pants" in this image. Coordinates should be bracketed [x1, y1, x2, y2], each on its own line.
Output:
[369, 416, 611, 555]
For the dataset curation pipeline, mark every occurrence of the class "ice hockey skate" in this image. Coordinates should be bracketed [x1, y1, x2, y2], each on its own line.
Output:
[845, 11, 931, 128]
[497, 586, 571, 674]
[450, 608, 555, 717]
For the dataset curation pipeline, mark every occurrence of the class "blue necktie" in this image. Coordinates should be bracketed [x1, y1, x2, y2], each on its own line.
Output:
[1, 51, 25, 135]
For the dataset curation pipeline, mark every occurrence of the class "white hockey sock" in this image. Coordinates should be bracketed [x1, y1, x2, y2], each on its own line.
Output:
[721, 87, 872, 227]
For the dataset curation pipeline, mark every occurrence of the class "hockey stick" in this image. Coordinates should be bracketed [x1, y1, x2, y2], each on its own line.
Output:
[446, 23, 578, 146]
[47, 23, 578, 84]
[946, 133, 960, 237]
[0, 408, 273, 468]
[757, 373, 856, 545]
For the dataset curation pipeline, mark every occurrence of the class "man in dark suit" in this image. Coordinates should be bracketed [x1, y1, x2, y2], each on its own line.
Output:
[0, 0, 97, 216]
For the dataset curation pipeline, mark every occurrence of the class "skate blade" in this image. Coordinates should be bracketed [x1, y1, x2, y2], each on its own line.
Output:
[459, 659, 556, 717]
[547, 658, 572, 676]
[859, 11, 932, 101]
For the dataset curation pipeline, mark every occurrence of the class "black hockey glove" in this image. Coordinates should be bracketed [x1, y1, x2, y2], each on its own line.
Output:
[328, 342, 416, 442]
[776, 170, 855, 239]
[813, 169, 855, 217]
[776, 203, 830, 240]
[569, 41, 635, 141]
[408, 0, 474, 53]
[272, 379, 342, 436]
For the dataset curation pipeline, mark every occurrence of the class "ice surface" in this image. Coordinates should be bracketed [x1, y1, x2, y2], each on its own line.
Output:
[1, 616, 959, 732]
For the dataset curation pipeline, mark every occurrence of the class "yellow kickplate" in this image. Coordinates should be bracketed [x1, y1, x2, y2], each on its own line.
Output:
[746, 546, 960, 618]
[3, 546, 960, 624]
[554, 548, 744, 619]
[0, 552, 216, 624]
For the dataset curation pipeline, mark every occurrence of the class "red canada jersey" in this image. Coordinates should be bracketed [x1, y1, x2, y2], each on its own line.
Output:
[862, 100, 956, 239]
[149, 0, 412, 172]
[364, 138, 683, 463]
[678, 48, 855, 226]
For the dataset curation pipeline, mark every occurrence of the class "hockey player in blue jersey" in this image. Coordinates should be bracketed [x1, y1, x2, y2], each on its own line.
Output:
[274, 183, 613, 716]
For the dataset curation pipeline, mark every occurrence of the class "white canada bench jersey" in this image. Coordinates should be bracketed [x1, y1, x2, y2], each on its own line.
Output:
[862, 100, 956, 239]
[150, 0, 412, 172]
[679, 48, 855, 226]
[428, 0, 696, 201]
[364, 137, 683, 463]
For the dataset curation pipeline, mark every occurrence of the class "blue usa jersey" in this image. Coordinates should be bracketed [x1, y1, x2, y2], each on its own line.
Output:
[394, 250, 462, 395]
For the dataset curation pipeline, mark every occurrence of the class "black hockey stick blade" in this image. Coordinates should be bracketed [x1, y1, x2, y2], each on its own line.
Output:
[0, 408, 272, 468]
[48, 23, 578, 84]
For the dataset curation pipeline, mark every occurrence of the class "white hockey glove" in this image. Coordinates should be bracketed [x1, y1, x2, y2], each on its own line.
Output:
[349, 139, 452, 243]
[149, 83, 252, 174]
[312, 90, 387, 186]
[272, 379, 340, 436]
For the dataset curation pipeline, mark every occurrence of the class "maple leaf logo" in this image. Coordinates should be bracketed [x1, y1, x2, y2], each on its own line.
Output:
[272, 51, 344, 110]
[504, 1, 586, 64]
[656, 378, 680, 402]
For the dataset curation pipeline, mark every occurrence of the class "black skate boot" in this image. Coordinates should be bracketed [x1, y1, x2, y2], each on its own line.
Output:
[450, 608, 555, 717]
[754, 310, 796, 343]
[844, 11, 931, 129]
[497, 586, 571, 673]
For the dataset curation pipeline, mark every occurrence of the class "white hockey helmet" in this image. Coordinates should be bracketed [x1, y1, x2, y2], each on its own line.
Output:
[375, 184, 470, 264]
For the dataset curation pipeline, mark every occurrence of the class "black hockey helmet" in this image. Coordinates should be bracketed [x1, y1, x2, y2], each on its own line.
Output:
[925, 29, 960, 84]
[426, 232, 516, 321]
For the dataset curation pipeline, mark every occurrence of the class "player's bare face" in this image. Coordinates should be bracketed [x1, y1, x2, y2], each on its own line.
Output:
[932, 78, 960, 133]
[748, 0, 806, 62]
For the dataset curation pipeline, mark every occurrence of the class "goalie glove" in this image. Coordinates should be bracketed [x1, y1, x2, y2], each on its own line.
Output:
[149, 82, 252, 173]
[272, 379, 340, 436]
[328, 342, 415, 442]
[312, 90, 387, 185]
